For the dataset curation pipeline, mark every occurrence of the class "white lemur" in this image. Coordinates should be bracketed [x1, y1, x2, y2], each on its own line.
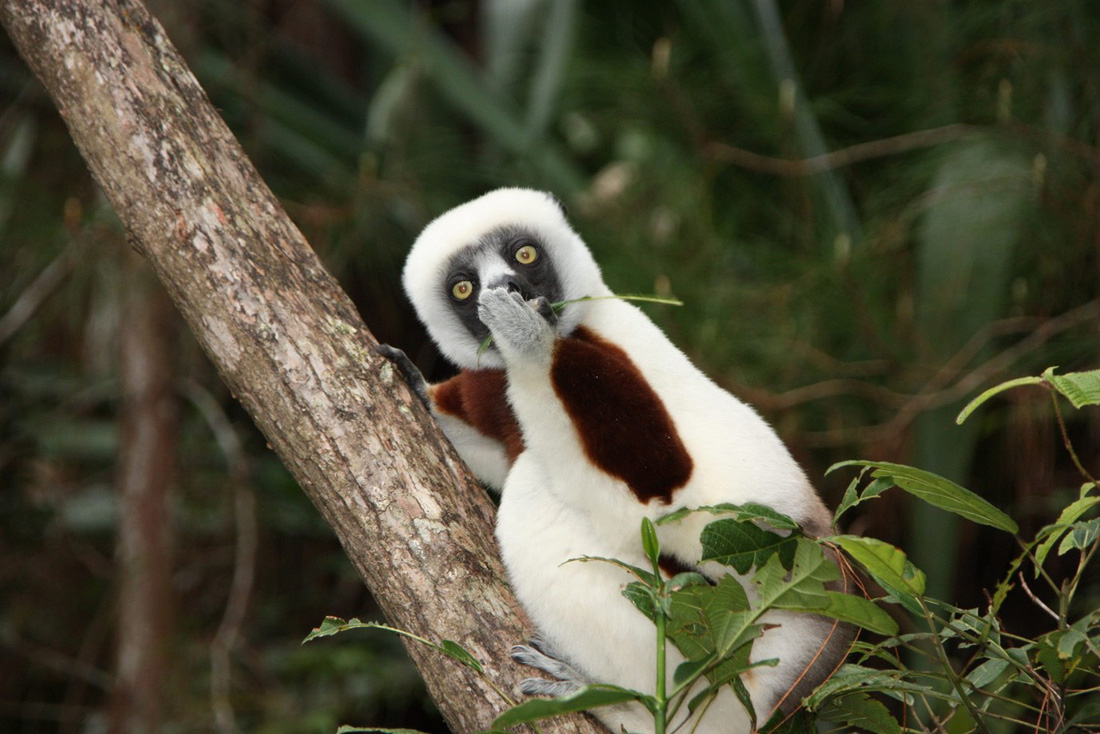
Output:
[380, 188, 852, 733]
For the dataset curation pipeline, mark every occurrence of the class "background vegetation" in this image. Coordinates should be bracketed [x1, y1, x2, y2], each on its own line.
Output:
[1, 0, 1096, 731]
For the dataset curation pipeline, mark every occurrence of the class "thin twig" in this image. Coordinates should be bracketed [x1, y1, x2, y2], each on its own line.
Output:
[742, 314, 1045, 413]
[1050, 392, 1098, 485]
[1016, 572, 1059, 623]
[800, 300, 1100, 447]
[0, 240, 79, 346]
[706, 124, 980, 177]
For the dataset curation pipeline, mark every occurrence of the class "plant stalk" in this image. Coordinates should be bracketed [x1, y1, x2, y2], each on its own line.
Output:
[918, 599, 991, 733]
[655, 608, 668, 734]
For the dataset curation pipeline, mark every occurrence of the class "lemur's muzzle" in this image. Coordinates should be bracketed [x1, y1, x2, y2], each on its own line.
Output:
[485, 272, 539, 302]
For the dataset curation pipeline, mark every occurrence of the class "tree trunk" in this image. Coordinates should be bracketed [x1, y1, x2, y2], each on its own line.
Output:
[111, 255, 176, 734]
[0, 1, 601, 731]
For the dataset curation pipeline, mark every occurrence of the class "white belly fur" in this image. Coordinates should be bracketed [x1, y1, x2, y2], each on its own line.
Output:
[495, 299, 833, 732]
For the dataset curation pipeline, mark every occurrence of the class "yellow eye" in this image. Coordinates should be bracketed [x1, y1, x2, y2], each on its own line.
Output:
[451, 280, 474, 300]
[515, 244, 539, 265]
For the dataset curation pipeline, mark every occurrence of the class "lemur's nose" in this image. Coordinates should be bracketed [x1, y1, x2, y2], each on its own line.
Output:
[486, 273, 532, 298]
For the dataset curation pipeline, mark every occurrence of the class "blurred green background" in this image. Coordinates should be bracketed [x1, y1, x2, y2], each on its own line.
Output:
[1, 1, 1097, 732]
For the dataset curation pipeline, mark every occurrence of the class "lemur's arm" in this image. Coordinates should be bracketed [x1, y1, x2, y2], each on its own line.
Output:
[375, 344, 431, 407]
[375, 344, 522, 491]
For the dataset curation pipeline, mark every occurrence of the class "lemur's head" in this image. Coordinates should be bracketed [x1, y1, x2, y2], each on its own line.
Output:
[402, 188, 610, 369]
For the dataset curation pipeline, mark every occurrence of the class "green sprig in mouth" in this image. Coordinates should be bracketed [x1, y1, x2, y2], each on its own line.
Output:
[476, 293, 683, 362]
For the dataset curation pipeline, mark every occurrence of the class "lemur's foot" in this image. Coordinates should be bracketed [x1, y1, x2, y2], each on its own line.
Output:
[374, 344, 430, 408]
[510, 637, 586, 697]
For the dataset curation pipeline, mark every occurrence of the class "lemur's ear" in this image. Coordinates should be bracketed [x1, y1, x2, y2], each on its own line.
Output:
[548, 193, 568, 218]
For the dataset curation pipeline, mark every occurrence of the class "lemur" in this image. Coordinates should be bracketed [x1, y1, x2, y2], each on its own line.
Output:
[380, 188, 852, 733]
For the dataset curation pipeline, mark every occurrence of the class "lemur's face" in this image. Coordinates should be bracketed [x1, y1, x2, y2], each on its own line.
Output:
[403, 188, 610, 370]
[443, 226, 565, 351]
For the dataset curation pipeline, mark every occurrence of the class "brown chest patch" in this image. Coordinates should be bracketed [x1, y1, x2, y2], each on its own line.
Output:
[550, 326, 693, 504]
[431, 369, 525, 462]
[658, 553, 706, 581]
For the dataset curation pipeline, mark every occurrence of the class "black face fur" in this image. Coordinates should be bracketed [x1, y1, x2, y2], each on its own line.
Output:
[443, 225, 564, 350]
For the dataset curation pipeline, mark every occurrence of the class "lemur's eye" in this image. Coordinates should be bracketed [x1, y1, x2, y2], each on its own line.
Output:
[451, 280, 474, 301]
[515, 244, 539, 265]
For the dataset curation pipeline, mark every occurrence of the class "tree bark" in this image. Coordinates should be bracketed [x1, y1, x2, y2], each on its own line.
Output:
[0, 1, 602, 731]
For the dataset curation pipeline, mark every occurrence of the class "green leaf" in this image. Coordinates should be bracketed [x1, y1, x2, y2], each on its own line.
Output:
[818, 692, 901, 734]
[672, 657, 713, 689]
[1035, 495, 1099, 572]
[833, 473, 864, 525]
[566, 555, 657, 585]
[752, 541, 838, 615]
[1035, 638, 1067, 684]
[666, 572, 711, 591]
[302, 618, 485, 672]
[1054, 627, 1089, 659]
[731, 675, 759, 728]
[831, 461, 1018, 534]
[956, 368, 1100, 423]
[439, 640, 483, 673]
[1067, 701, 1100, 728]
[821, 591, 898, 637]
[759, 706, 816, 733]
[831, 535, 926, 602]
[1043, 366, 1100, 408]
[939, 608, 1000, 645]
[663, 576, 758, 687]
[659, 502, 798, 531]
[303, 615, 356, 643]
[807, 664, 932, 708]
[700, 518, 798, 573]
[476, 333, 494, 363]
[641, 517, 660, 570]
[965, 658, 1012, 691]
[955, 376, 1044, 424]
[491, 685, 645, 727]
[623, 580, 660, 620]
[1058, 518, 1100, 556]
[832, 474, 893, 525]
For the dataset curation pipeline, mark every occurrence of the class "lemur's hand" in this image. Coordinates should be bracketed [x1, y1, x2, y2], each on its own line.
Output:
[374, 344, 431, 408]
[477, 287, 558, 362]
[510, 638, 586, 698]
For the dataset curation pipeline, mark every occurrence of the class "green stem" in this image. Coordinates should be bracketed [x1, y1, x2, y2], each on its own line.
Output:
[1050, 391, 1098, 484]
[1062, 538, 1100, 629]
[918, 598, 990, 734]
[655, 608, 668, 734]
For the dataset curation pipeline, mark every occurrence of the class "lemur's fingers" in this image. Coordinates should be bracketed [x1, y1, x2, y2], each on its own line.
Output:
[531, 296, 559, 326]
[374, 344, 431, 408]
[510, 639, 586, 697]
